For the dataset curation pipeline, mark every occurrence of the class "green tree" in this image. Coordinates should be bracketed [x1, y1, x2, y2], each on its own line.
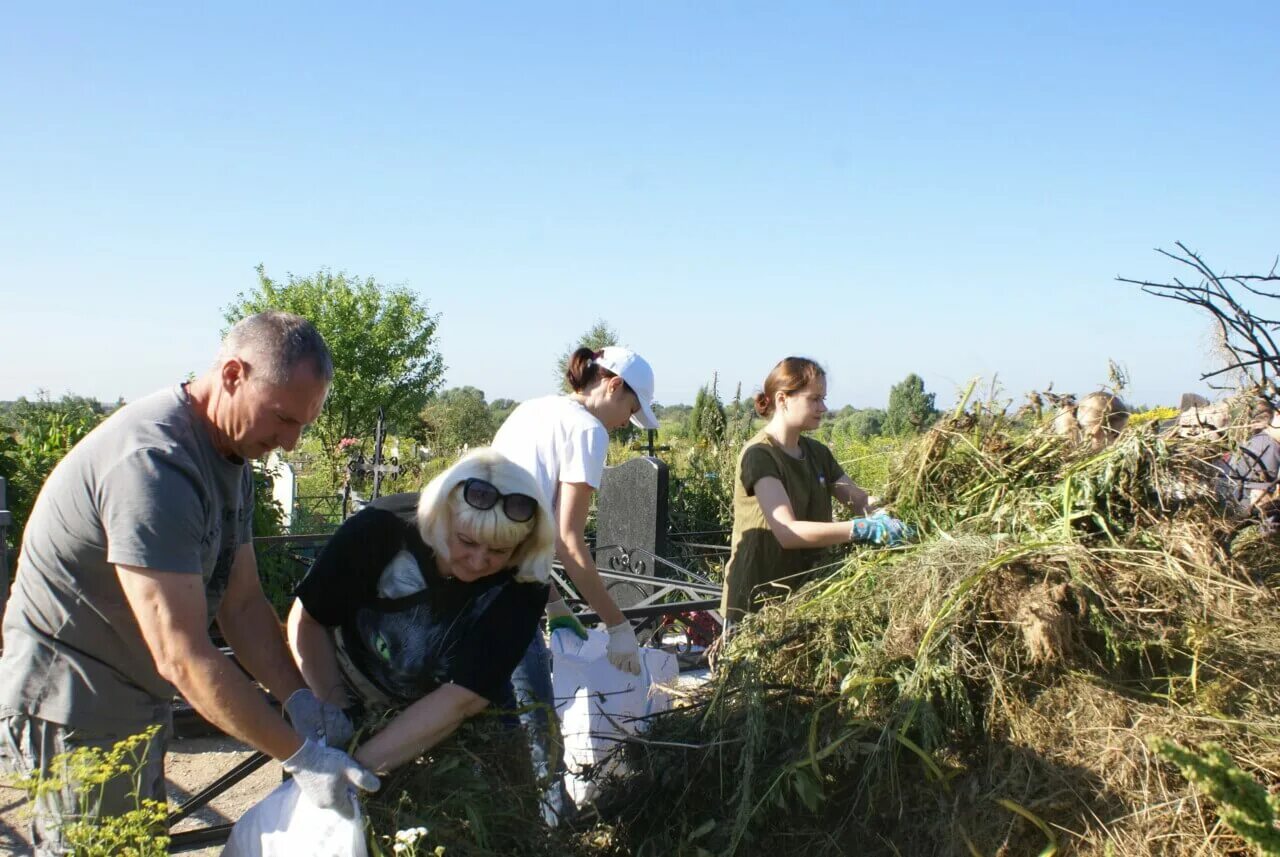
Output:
[845, 408, 886, 439]
[556, 319, 618, 391]
[249, 463, 295, 613]
[0, 393, 107, 564]
[690, 379, 727, 446]
[420, 387, 496, 455]
[488, 397, 518, 429]
[225, 266, 444, 479]
[885, 373, 938, 436]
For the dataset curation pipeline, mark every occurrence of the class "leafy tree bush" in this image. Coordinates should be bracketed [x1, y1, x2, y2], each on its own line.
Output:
[845, 407, 887, 439]
[690, 382, 727, 446]
[225, 266, 445, 485]
[555, 318, 618, 390]
[885, 373, 938, 435]
[668, 439, 739, 563]
[488, 397, 518, 429]
[250, 462, 298, 615]
[419, 386, 496, 455]
[0, 394, 108, 566]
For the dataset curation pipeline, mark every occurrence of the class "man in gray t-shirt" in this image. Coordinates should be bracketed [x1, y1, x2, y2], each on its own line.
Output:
[0, 312, 378, 855]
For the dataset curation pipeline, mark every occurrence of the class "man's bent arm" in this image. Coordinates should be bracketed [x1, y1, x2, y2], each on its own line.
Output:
[286, 598, 352, 709]
[116, 564, 303, 761]
[216, 543, 307, 705]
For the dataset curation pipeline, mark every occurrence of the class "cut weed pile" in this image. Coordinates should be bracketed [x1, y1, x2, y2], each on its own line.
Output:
[361, 409, 1280, 856]
[590, 411, 1280, 856]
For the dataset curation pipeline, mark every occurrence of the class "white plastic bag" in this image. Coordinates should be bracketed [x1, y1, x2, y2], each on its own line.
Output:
[549, 627, 677, 805]
[221, 777, 367, 857]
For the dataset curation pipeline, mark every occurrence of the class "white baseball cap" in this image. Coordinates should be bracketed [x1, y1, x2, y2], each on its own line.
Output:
[596, 346, 659, 430]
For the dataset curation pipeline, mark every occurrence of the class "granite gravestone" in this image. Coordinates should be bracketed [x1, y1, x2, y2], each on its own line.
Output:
[594, 456, 669, 609]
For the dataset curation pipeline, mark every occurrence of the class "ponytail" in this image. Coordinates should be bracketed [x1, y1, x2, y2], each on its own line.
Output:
[565, 347, 614, 392]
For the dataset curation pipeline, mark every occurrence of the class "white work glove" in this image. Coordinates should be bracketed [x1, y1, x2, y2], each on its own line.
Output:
[605, 621, 642, 675]
[283, 738, 380, 819]
[284, 688, 355, 748]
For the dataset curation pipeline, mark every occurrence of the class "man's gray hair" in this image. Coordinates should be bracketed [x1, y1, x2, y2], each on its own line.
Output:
[219, 311, 334, 385]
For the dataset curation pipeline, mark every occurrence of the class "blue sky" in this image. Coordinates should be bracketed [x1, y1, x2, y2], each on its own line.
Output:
[3, 1, 1278, 414]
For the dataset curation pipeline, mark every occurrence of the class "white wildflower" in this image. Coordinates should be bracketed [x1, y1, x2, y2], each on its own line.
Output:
[392, 826, 430, 855]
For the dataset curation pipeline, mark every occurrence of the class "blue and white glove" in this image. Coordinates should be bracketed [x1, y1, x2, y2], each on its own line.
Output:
[849, 511, 915, 547]
[283, 739, 380, 818]
[285, 688, 355, 748]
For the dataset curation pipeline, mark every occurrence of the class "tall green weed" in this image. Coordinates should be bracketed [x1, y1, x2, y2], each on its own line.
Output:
[15, 725, 169, 857]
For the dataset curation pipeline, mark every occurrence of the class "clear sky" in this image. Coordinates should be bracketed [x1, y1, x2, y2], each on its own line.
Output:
[3, 1, 1278, 414]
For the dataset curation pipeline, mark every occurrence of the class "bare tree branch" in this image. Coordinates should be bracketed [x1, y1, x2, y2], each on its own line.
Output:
[1120, 244, 1280, 404]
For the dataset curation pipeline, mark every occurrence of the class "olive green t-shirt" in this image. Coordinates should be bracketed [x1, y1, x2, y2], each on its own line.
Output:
[721, 431, 845, 622]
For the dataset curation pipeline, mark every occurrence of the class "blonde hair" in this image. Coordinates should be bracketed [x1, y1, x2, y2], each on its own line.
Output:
[416, 448, 555, 583]
[1075, 391, 1129, 450]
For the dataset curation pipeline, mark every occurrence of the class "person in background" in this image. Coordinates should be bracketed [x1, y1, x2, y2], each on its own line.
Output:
[0, 312, 376, 855]
[1225, 400, 1280, 534]
[721, 356, 912, 625]
[287, 448, 556, 775]
[491, 344, 660, 824]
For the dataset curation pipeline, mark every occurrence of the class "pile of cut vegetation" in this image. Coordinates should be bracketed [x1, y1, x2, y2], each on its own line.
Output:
[360, 246, 1280, 856]
[359, 407, 1280, 856]
[587, 409, 1280, 856]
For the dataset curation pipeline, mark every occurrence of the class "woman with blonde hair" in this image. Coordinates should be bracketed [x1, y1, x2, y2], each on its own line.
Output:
[286, 447, 555, 775]
[722, 357, 911, 624]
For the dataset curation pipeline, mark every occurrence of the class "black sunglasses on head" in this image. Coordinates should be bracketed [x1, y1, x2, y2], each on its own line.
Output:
[461, 478, 538, 523]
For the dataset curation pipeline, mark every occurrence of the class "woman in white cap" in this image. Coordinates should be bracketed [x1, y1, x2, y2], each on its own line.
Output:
[491, 343, 659, 823]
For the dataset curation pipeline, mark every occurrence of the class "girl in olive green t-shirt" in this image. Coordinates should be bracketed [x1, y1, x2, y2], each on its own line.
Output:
[722, 357, 907, 624]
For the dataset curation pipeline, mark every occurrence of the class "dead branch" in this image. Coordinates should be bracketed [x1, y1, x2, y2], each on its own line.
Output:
[1118, 242, 1280, 398]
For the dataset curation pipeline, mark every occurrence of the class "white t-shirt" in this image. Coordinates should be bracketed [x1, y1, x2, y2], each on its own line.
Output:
[491, 395, 609, 514]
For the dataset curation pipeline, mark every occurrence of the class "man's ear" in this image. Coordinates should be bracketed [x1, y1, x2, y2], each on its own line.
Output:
[220, 358, 247, 392]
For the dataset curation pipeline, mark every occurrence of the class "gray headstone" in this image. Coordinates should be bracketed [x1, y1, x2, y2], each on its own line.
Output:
[594, 456, 669, 609]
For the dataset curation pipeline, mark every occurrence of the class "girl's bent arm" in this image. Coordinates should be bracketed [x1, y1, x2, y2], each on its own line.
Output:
[555, 481, 626, 627]
[753, 477, 856, 549]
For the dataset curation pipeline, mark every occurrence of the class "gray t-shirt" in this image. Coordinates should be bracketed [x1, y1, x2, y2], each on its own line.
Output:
[0, 385, 253, 731]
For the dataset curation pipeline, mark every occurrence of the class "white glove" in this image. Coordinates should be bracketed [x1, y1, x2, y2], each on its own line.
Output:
[284, 688, 355, 748]
[283, 738, 380, 819]
[605, 621, 642, 675]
